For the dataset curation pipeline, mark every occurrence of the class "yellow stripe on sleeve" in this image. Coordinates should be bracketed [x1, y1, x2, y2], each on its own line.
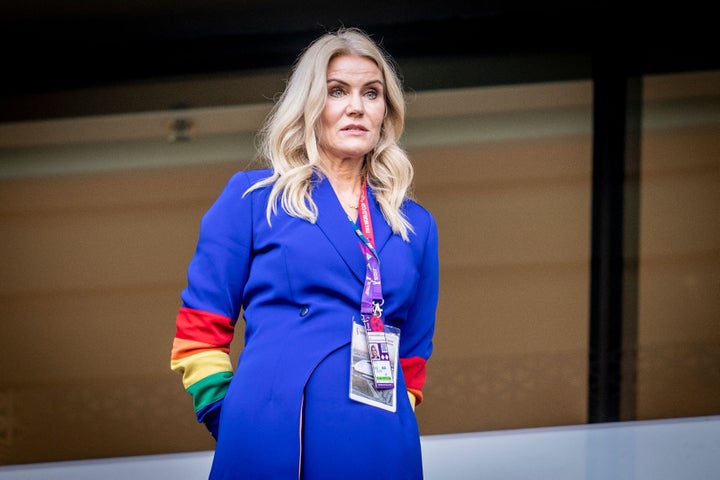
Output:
[171, 349, 233, 390]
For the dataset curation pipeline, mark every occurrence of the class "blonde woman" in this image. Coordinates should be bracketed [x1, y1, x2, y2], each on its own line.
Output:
[171, 27, 439, 479]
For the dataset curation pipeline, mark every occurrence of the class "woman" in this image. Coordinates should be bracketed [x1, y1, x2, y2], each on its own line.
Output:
[171, 27, 439, 479]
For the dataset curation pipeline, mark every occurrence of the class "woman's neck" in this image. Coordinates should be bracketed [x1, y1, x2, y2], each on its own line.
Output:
[322, 158, 365, 220]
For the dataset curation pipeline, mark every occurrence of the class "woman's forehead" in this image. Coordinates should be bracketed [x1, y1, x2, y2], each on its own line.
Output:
[326, 55, 383, 84]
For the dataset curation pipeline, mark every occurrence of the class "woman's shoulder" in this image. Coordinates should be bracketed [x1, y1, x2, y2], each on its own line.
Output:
[218, 168, 274, 197]
[227, 168, 274, 187]
[403, 198, 434, 222]
[402, 198, 438, 236]
[206, 168, 274, 209]
[203, 168, 274, 223]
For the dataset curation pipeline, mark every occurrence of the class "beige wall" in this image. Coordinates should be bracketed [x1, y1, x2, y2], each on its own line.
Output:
[0, 165, 236, 463]
[0, 73, 717, 465]
[637, 124, 719, 417]
[412, 136, 592, 434]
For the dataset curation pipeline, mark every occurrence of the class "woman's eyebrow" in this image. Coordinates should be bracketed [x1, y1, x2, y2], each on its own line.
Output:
[326, 78, 385, 88]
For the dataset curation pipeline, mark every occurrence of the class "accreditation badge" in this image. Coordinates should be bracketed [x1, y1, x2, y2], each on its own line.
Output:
[349, 318, 400, 412]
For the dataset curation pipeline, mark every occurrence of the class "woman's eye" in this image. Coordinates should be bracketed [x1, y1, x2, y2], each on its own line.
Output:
[365, 90, 378, 100]
[329, 87, 344, 97]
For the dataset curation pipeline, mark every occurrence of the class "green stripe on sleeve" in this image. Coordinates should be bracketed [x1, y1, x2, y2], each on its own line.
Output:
[186, 371, 233, 412]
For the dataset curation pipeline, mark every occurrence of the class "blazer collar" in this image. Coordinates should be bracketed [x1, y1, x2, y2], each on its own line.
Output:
[313, 176, 393, 283]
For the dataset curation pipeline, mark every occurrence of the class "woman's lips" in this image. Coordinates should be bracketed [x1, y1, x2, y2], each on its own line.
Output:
[341, 124, 368, 132]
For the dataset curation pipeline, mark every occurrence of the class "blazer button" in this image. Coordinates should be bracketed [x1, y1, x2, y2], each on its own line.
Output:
[299, 306, 309, 317]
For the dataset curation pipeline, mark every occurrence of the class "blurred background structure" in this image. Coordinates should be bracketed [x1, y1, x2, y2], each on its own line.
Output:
[0, 1, 718, 466]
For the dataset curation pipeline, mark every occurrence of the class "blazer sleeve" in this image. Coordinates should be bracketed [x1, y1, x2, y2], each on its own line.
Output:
[170, 171, 255, 435]
[399, 209, 439, 405]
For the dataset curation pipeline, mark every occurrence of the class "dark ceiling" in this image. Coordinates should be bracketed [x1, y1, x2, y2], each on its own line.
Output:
[0, 1, 716, 101]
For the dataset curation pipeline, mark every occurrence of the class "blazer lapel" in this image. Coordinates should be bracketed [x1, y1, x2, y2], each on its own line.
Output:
[313, 177, 397, 283]
[313, 177, 366, 283]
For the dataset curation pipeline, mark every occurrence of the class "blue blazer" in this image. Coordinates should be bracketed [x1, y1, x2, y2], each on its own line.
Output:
[180, 168, 439, 478]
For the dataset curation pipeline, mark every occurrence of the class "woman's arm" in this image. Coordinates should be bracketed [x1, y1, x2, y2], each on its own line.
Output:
[170, 172, 255, 437]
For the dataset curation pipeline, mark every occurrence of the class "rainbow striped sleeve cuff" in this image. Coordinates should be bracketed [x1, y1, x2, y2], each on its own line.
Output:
[171, 308, 235, 420]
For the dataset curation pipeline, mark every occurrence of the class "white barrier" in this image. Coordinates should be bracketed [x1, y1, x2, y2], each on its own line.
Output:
[1, 416, 718, 479]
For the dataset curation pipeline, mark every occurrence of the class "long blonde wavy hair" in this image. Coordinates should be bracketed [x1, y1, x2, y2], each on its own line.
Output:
[246, 27, 415, 241]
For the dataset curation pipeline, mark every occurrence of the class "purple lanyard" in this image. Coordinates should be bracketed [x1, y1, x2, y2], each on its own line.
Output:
[351, 183, 394, 389]
[353, 182, 384, 323]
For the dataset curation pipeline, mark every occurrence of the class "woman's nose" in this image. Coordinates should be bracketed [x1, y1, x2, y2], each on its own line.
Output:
[346, 93, 364, 115]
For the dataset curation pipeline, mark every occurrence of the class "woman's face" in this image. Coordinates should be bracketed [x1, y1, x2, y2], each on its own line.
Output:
[317, 54, 386, 166]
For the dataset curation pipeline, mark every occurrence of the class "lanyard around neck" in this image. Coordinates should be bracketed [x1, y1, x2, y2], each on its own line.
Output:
[350, 182, 394, 390]
[351, 182, 384, 320]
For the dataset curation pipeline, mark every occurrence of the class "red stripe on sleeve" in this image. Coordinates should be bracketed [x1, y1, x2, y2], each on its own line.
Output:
[174, 307, 235, 348]
[400, 356, 427, 404]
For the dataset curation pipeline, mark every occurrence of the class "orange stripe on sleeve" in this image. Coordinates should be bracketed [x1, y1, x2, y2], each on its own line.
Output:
[171, 337, 231, 361]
